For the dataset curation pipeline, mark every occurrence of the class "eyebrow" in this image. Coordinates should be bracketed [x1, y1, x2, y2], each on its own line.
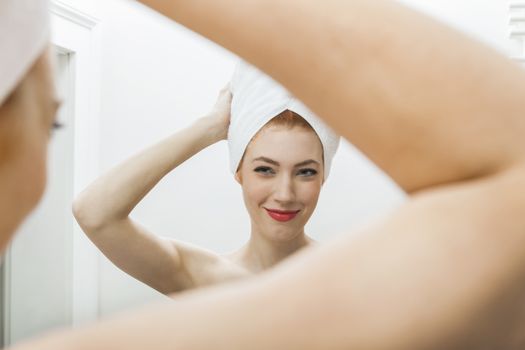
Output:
[252, 156, 320, 167]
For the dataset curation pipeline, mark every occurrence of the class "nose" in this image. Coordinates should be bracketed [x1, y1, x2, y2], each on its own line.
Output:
[273, 174, 296, 203]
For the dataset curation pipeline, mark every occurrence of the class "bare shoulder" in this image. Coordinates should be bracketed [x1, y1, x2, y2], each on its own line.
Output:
[173, 241, 251, 291]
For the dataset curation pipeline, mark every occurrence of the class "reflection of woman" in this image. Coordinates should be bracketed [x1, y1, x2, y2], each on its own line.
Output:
[73, 62, 339, 294]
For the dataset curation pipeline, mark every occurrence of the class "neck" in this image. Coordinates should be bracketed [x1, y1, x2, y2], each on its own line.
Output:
[239, 226, 313, 273]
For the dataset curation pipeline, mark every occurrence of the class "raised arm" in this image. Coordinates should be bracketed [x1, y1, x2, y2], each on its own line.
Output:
[13, 165, 525, 350]
[72, 87, 232, 294]
[138, 0, 525, 193]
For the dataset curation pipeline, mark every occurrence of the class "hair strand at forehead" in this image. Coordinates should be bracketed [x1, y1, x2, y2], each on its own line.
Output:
[264, 110, 315, 131]
[236, 110, 324, 173]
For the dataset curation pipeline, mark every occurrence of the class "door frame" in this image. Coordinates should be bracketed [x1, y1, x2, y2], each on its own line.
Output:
[510, 2, 525, 64]
[50, 0, 103, 328]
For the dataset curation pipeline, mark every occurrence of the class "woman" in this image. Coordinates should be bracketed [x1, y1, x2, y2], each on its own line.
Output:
[72, 61, 340, 295]
[0, 0, 61, 253]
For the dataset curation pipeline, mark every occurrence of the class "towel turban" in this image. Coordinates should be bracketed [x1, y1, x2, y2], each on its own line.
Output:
[0, 0, 50, 105]
[228, 61, 340, 180]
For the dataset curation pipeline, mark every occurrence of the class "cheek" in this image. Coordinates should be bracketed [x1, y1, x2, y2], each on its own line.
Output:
[15, 133, 48, 213]
[298, 181, 322, 207]
[241, 176, 271, 208]
[0, 121, 48, 251]
[8, 113, 48, 211]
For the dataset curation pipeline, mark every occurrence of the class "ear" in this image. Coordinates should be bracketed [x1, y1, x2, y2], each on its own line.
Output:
[234, 170, 242, 184]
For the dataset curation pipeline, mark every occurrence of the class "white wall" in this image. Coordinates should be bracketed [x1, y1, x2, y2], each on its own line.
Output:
[51, 0, 515, 319]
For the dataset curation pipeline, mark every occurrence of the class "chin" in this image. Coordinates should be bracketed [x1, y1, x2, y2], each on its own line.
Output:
[264, 226, 305, 243]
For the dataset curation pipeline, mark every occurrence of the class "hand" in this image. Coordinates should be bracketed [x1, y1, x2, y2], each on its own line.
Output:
[200, 84, 232, 142]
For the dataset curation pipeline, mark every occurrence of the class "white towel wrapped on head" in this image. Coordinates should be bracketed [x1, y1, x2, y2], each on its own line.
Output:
[0, 0, 50, 105]
[228, 61, 340, 179]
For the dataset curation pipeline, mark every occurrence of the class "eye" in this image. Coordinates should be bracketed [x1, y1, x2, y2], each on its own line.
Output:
[254, 166, 275, 176]
[48, 121, 64, 137]
[297, 168, 318, 177]
[52, 121, 64, 130]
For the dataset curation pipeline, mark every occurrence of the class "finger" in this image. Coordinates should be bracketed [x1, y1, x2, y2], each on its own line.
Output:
[220, 82, 231, 93]
[219, 88, 232, 100]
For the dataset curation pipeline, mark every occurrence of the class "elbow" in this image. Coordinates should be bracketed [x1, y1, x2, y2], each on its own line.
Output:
[72, 194, 109, 233]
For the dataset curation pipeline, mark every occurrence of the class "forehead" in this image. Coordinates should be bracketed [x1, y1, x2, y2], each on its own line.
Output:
[245, 126, 323, 162]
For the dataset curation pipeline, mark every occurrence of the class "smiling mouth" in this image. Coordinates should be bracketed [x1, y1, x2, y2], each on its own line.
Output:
[264, 208, 301, 222]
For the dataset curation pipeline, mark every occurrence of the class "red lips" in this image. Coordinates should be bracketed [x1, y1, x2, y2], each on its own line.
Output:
[264, 208, 300, 222]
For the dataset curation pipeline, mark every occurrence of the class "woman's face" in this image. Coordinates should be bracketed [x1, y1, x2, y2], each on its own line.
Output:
[236, 125, 324, 242]
[0, 49, 59, 252]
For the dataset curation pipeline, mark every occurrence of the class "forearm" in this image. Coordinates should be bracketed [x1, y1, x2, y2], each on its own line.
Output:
[14, 167, 525, 350]
[138, 0, 525, 192]
[73, 117, 219, 229]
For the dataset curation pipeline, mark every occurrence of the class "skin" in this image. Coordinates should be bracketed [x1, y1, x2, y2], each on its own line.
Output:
[72, 87, 325, 294]
[6, 0, 525, 349]
[0, 49, 60, 252]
